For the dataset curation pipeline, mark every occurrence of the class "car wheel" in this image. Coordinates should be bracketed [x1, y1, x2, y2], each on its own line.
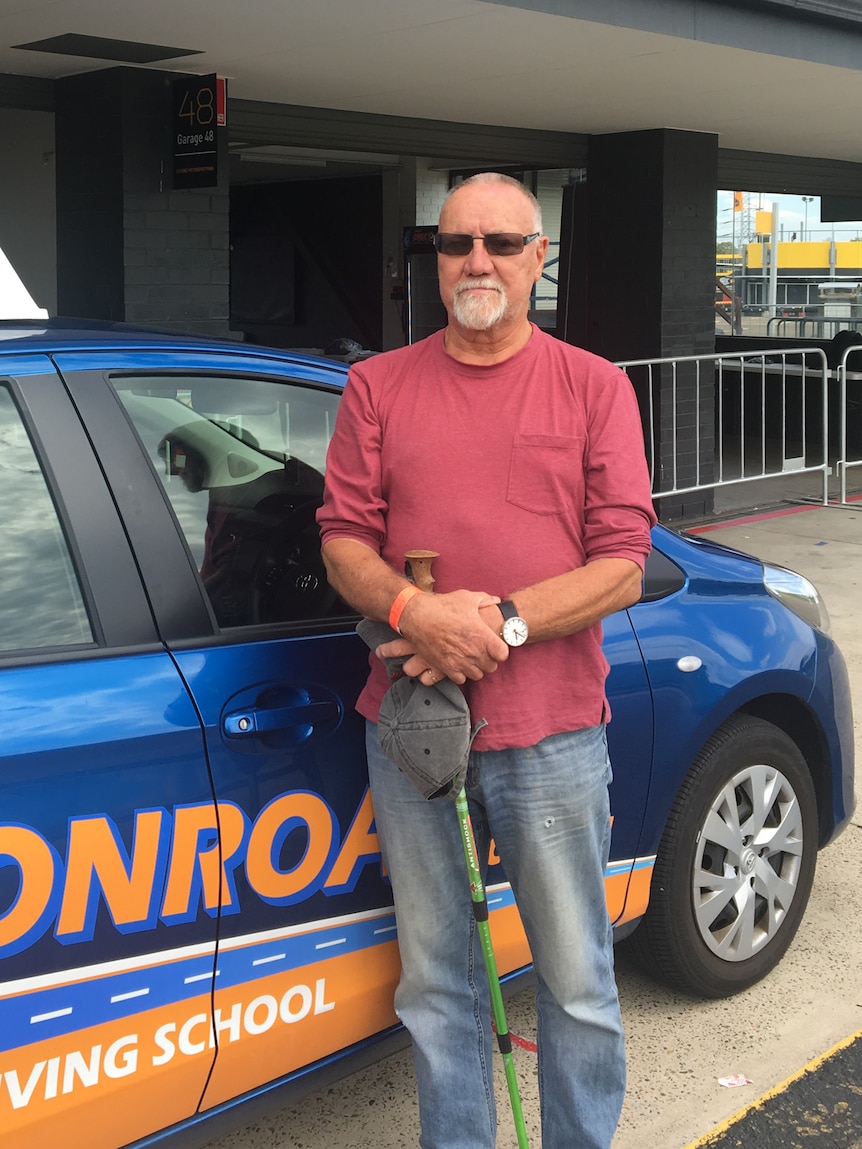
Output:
[629, 715, 818, 998]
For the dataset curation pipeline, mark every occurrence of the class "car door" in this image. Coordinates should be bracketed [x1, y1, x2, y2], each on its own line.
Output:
[603, 610, 655, 925]
[56, 348, 403, 1114]
[0, 357, 217, 1149]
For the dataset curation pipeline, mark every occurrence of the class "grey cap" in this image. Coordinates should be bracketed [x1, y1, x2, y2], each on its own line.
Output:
[357, 618, 487, 801]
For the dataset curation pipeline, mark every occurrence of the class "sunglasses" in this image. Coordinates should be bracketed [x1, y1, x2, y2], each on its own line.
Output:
[434, 232, 541, 257]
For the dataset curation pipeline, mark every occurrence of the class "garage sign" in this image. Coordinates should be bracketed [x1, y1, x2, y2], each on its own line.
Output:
[172, 74, 226, 189]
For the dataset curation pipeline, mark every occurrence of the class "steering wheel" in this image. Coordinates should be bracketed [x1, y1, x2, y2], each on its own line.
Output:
[249, 501, 338, 624]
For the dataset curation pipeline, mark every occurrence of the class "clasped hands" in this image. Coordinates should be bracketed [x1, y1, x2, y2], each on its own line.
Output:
[375, 589, 509, 686]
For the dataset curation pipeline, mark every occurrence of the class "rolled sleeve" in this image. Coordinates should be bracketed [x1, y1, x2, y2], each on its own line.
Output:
[582, 367, 656, 570]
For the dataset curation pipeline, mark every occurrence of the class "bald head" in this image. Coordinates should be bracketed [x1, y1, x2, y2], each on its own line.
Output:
[441, 173, 543, 234]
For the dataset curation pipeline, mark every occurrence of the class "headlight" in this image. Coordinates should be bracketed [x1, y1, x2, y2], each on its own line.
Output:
[763, 563, 831, 634]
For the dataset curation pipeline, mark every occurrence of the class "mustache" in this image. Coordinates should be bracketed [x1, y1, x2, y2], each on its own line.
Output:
[454, 278, 503, 296]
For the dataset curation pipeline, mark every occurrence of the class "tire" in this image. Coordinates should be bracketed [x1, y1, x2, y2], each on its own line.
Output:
[629, 715, 818, 998]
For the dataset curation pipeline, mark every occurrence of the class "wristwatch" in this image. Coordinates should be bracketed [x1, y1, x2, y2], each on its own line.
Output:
[498, 600, 529, 647]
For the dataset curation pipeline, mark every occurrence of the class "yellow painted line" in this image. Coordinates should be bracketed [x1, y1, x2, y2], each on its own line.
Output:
[682, 1027, 862, 1148]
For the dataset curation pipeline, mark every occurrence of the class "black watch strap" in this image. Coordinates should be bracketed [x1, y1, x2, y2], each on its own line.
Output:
[498, 600, 519, 623]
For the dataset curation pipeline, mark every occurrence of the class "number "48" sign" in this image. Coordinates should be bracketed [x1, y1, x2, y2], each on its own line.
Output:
[172, 74, 227, 190]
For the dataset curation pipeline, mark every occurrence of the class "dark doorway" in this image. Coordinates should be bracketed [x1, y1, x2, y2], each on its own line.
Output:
[230, 174, 383, 352]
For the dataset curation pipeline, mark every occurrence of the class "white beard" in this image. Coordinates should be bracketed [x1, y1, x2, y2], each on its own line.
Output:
[452, 280, 508, 330]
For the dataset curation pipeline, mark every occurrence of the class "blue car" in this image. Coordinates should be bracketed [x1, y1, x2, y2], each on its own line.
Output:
[0, 320, 853, 1149]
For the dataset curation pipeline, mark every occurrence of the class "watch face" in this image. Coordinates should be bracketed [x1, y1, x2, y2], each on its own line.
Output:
[502, 616, 528, 647]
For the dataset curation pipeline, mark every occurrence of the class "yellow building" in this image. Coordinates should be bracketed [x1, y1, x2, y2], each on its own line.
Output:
[745, 239, 862, 272]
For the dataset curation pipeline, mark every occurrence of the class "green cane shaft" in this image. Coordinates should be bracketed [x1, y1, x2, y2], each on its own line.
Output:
[409, 547, 528, 1147]
[455, 787, 530, 1148]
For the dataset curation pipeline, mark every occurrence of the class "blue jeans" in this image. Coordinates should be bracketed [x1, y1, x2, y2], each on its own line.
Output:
[366, 722, 626, 1149]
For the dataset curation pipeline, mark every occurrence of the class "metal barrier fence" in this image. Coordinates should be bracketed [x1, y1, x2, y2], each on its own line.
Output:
[766, 317, 862, 339]
[836, 345, 862, 503]
[615, 347, 834, 506]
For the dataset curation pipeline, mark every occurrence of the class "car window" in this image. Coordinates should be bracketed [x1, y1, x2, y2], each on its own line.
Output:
[0, 384, 93, 650]
[113, 374, 343, 628]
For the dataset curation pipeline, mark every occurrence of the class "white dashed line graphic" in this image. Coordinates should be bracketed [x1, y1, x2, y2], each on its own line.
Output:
[31, 1007, 73, 1024]
[110, 988, 150, 1003]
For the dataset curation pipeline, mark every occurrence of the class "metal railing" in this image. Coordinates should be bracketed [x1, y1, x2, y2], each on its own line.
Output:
[767, 316, 862, 339]
[615, 347, 833, 506]
[835, 345, 862, 503]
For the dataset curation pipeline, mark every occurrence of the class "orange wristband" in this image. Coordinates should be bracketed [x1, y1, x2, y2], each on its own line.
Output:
[389, 585, 424, 634]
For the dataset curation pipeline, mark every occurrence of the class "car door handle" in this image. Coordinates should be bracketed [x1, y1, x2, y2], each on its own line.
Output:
[224, 700, 339, 737]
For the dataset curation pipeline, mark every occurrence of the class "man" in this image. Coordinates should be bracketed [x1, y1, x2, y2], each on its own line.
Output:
[317, 172, 656, 1148]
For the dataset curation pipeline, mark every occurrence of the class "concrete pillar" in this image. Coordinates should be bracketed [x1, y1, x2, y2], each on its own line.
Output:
[55, 68, 230, 337]
[566, 129, 718, 520]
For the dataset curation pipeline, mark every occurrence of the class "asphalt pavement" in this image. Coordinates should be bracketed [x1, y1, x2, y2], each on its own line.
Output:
[684, 1029, 862, 1148]
[649, 496, 862, 1149]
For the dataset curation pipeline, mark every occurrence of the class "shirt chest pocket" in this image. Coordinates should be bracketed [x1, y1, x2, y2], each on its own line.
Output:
[507, 433, 585, 515]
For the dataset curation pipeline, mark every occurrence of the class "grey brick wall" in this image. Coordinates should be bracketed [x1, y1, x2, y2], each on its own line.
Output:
[56, 68, 231, 337]
[123, 189, 230, 337]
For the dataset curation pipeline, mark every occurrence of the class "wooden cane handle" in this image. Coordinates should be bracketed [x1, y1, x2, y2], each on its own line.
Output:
[404, 549, 439, 593]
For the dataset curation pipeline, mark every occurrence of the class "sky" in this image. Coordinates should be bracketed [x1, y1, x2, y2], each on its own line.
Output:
[717, 190, 862, 245]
